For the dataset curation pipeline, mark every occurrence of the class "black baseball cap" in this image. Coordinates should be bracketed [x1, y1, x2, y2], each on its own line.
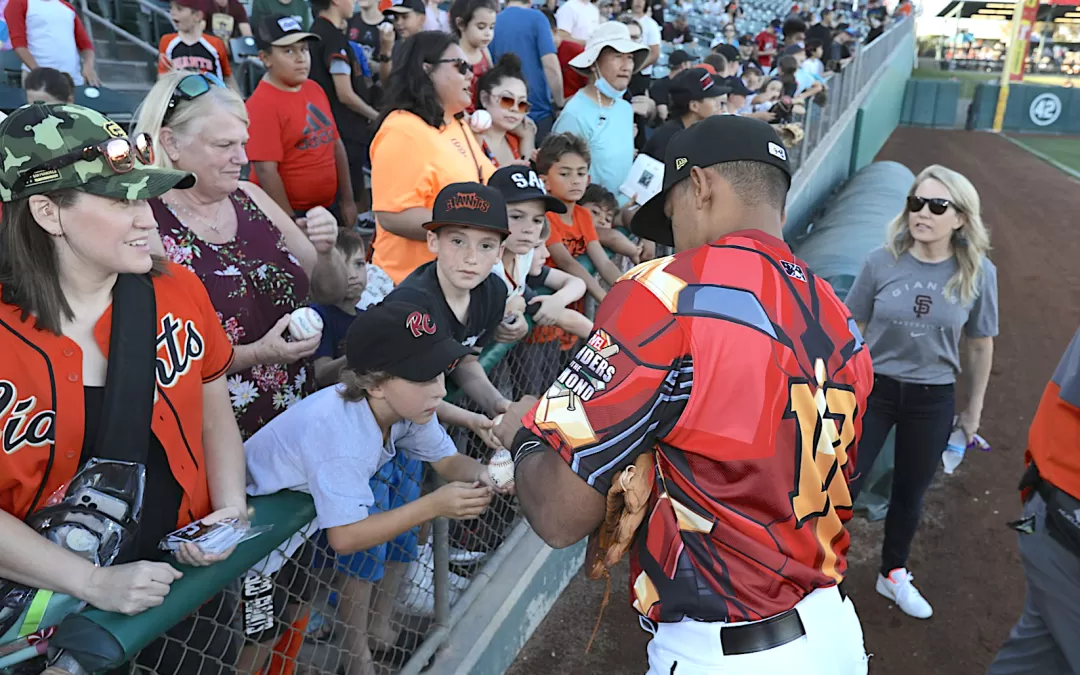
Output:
[668, 49, 695, 68]
[346, 301, 471, 382]
[424, 182, 510, 237]
[629, 116, 792, 247]
[488, 166, 566, 214]
[254, 15, 319, 50]
[783, 43, 806, 56]
[738, 35, 754, 46]
[724, 76, 753, 97]
[669, 68, 730, 105]
[385, 0, 425, 15]
[713, 43, 739, 62]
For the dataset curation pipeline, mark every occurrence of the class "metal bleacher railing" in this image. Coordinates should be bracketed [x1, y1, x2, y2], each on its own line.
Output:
[16, 13, 915, 675]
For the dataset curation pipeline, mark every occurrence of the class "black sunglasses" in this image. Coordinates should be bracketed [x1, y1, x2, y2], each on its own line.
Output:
[163, 73, 227, 125]
[431, 58, 471, 76]
[907, 195, 955, 216]
[13, 133, 155, 195]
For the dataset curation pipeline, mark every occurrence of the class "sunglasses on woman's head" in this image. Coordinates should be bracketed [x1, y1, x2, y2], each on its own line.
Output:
[495, 94, 531, 114]
[432, 58, 471, 76]
[907, 195, 954, 216]
[163, 72, 227, 125]
[12, 133, 155, 195]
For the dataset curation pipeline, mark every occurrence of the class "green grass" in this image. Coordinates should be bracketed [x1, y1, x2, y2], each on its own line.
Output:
[1007, 134, 1080, 179]
[912, 68, 997, 98]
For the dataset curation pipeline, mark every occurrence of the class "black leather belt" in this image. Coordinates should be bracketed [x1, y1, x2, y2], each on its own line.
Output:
[719, 582, 847, 656]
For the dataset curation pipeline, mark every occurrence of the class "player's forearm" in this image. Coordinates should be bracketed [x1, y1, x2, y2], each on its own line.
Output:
[515, 448, 598, 548]
[326, 501, 436, 555]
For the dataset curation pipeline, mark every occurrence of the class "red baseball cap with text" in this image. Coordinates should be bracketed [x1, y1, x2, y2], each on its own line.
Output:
[345, 301, 471, 382]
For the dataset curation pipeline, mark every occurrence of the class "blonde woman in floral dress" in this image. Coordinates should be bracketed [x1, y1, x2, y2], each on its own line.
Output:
[134, 72, 347, 438]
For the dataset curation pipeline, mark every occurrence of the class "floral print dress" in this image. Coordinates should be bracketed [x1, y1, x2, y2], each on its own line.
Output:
[151, 189, 314, 439]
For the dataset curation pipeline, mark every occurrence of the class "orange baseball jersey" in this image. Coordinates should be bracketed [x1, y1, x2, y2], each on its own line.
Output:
[1026, 326, 1080, 500]
[0, 263, 234, 526]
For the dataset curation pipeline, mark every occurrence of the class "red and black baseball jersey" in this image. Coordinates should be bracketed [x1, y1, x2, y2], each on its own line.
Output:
[520, 230, 874, 623]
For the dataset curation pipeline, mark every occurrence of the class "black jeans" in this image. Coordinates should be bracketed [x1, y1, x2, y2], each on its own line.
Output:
[848, 374, 955, 574]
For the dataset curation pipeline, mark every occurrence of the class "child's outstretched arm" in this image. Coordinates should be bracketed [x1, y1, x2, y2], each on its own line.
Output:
[586, 240, 624, 288]
[451, 355, 511, 417]
[437, 401, 504, 451]
[556, 308, 593, 339]
[325, 482, 492, 555]
[548, 241, 607, 302]
[596, 228, 641, 264]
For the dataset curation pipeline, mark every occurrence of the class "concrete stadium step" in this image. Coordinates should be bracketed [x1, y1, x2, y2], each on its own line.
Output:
[96, 58, 155, 95]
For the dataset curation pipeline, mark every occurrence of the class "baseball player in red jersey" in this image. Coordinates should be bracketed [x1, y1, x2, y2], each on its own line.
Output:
[494, 115, 874, 674]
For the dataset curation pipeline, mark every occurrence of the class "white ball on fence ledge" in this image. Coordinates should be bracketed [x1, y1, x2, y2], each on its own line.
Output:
[487, 448, 515, 490]
[288, 307, 323, 341]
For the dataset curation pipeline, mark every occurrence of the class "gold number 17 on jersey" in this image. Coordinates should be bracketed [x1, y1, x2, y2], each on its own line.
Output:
[787, 359, 858, 583]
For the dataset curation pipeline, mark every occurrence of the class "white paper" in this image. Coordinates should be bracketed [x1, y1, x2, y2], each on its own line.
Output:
[619, 154, 665, 206]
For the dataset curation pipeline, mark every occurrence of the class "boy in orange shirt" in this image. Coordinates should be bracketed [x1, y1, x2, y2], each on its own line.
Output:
[246, 15, 357, 227]
[158, 0, 238, 90]
[536, 132, 622, 304]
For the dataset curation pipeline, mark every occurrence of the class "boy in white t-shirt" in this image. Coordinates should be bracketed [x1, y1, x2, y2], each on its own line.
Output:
[246, 300, 500, 675]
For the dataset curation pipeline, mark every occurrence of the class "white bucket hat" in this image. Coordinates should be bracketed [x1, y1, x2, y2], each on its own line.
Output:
[569, 22, 649, 76]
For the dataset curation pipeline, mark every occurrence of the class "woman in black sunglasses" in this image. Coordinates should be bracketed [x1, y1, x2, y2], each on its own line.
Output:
[844, 164, 998, 621]
[475, 53, 536, 168]
[367, 30, 495, 288]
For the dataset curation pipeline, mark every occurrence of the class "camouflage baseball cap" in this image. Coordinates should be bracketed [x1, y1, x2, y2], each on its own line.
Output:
[0, 102, 195, 203]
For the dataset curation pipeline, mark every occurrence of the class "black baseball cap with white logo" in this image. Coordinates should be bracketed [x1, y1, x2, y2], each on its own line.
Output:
[346, 301, 471, 382]
[668, 67, 730, 105]
[630, 115, 792, 247]
[423, 182, 510, 237]
[255, 14, 320, 50]
[385, 0, 425, 15]
[488, 166, 566, 214]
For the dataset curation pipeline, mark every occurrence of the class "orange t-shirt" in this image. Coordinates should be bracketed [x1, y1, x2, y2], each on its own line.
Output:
[157, 33, 232, 79]
[0, 264, 234, 525]
[526, 204, 597, 349]
[370, 110, 495, 284]
[246, 79, 340, 213]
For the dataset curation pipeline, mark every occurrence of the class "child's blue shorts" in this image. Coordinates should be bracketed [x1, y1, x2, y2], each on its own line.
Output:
[312, 453, 424, 583]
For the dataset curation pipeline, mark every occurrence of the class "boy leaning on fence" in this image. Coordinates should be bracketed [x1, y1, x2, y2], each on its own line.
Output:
[244, 300, 505, 675]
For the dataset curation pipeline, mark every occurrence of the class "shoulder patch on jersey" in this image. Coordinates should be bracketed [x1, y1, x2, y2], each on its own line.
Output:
[618, 256, 685, 312]
[780, 260, 806, 282]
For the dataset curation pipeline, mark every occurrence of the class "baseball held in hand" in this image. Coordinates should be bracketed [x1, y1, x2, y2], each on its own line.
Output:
[288, 307, 323, 341]
[487, 449, 514, 490]
[470, 110, 492, 133]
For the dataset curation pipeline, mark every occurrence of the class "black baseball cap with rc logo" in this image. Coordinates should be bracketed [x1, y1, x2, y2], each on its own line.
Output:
[423, 182, 510, 237]
[346, 301, 471, 382]
[630, 115, 792, 247]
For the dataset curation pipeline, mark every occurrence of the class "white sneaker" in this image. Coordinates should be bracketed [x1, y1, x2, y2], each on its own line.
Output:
[876, 568, 933, 619]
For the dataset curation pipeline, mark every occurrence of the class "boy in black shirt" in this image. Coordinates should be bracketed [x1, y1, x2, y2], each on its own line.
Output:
[309, 0, 379, 218]
[386, 182, 525, 427]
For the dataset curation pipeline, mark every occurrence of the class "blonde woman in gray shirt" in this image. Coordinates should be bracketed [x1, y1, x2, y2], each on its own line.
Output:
[845, 164, 997, 621]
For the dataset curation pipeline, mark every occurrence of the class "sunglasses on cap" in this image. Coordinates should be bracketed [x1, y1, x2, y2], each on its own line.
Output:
[431, 58, 471, 76]
[163, 72, 227, 125]
[494, 94, 530, 114]
[907, 195, 955, 216]
[13, 133, 155, 195]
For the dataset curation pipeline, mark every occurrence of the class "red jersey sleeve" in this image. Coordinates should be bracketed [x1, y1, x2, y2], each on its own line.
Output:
[158, 35, 172, 74]
[518, 270, 692, 494]
[170, 264, 234, 381]
[245, 89, 285, 163]
[65, 3, 94, 52]
[5, 0, 29, 50]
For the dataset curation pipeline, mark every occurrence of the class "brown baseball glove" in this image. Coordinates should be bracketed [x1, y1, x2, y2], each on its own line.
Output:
[585, 452, 656, 581]
[775, 122, 805, 148]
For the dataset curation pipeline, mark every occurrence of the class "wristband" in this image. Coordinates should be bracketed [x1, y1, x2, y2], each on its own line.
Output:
[512, 428, 547, 466]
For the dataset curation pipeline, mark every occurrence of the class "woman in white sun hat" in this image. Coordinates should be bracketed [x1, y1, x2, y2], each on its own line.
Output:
[551, 21, 648, 209]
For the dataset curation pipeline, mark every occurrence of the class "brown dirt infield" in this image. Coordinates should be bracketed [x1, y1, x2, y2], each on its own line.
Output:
[505, 128, 1080, 675]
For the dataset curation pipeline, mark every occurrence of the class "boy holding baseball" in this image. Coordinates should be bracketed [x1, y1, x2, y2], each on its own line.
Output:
[246, 300, 501, 675]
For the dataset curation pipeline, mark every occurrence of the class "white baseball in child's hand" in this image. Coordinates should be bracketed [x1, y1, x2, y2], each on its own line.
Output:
[487, 448, 515, 490]
[470, 110, 492, 133]
[288, 307, 323, 341]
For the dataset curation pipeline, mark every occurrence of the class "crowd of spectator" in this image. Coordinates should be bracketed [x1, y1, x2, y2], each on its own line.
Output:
[0, 0, 909, 673]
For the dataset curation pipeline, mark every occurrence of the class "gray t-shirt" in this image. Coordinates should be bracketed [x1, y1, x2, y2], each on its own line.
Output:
[245, 385, 457, 529]
[845, 247, 998, 385]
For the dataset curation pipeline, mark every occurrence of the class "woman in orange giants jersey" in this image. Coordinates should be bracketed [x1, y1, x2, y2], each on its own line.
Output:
[0, 104, 246, 673]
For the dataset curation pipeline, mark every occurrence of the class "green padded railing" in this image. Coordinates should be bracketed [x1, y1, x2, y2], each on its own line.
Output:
[58, 246, 616, 671]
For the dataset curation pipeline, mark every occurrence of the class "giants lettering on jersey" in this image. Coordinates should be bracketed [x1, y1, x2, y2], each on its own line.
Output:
[171, 55, 215, 72]
[157, 313, 205, 388]
[0, 381, 55, 455]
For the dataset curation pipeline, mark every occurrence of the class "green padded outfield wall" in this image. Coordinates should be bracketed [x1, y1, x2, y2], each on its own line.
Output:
[900, 80, 962, 129]
[851, 42, 916, 173]
[968, 83, 1080, 135]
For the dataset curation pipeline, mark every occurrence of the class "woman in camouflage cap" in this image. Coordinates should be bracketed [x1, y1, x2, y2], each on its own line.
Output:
[0, 102, 249, 672]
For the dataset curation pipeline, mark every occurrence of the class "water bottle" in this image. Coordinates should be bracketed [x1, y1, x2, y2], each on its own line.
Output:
[942, 427, 967, 475]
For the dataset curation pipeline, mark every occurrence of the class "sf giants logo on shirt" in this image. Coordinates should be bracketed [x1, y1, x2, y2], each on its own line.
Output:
[913, 294, 933, 318]
[0, 381, 55, 455]
[786, 358, 857, 582]
[157, 313, 206, 389]
[405, 311, 437, 338]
